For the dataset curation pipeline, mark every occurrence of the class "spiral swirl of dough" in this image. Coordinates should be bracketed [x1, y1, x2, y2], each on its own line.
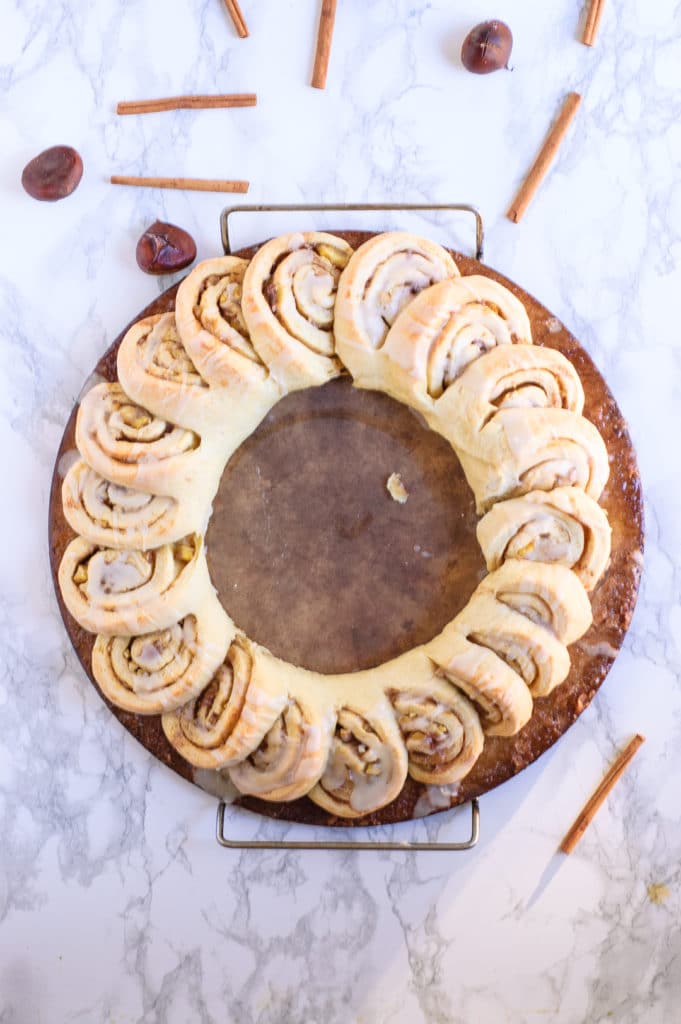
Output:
[229, 697, 334, 802]
[476, 486, 611, 591]
[334, 231, 460, 390]
[438, 344, 584, 439]
[117, 314, 212, 428]
[162, 637, 264, 768]
[377, 275, 532, 411]
[456, 407, 610, 514]
[389, 674, 483, 784]
[241, 232, 353, 391]
[308, 700, 408, 818]
[92, 592, 231, 714]
[62, 459, 197, 550]
[118, 310, 280, 451]
[476, 559, 592, 645]
[173, 256, 271, 389]
[428, 631, 534, 737]
[454, 593, 570, 699]
[58, 534, 209, 636]
[75, 382, 218, 500]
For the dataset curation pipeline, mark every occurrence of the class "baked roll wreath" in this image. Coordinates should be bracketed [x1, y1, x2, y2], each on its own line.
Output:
[58, 229, 615, 821]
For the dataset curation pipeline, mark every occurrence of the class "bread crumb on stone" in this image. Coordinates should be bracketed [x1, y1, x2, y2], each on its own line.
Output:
[386, 473, 408, 504]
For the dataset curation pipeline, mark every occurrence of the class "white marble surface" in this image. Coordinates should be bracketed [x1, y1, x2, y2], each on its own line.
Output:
[1, 0, 680, 1020]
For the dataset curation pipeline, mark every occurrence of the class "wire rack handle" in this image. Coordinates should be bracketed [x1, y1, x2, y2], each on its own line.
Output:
[220, 203, 485, 260]
[216, 798, 479, 851]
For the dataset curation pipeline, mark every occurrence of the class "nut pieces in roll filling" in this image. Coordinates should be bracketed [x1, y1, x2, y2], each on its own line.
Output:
[58, 229, 615, 820]
[58, 534, 209, 636]
[309, 700, 409, 818]
[174, 256, 269, 390]
[162, 637, 268, 769]
[76, 382, 221, 501]
[389, 674, 484, 784]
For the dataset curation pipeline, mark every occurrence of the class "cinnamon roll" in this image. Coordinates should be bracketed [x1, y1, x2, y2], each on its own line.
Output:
[76, 383, 218, 500]
[174, 256, 269, 389]
[117, 313, 208, 425]
[162, 641, 288, 769]
[334, 232, 459, 389]
[379, 274, 532, 410]
[428, 631, 533, 737]
[476, 486, 612, 590]
[437, 344, 584, 438]
[475, 559, 592, 645]
[229, 696, 335, 802]
[388, 675, 483, 784]
[62, 459, 200, 550]
[454, 593, 570, 698]
[117, 312, 279, 449]
[456, 407, 610, 513]
[58, 533, 210, 635]
[308, 698, 408, 818]
[92, 592, 231, 714]
[241, 232, 353, 390]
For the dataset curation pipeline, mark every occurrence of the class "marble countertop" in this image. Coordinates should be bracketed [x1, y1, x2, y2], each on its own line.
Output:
[2, 0, 679, 1020]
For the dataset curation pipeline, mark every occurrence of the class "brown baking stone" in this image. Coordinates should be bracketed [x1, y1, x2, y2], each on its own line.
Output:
[49, 231, 644, 826]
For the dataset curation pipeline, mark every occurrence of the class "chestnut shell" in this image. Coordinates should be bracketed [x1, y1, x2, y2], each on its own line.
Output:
[136, 220, 197, 275]
[461, 20, 513, 75]
[21, 145, 83, 202]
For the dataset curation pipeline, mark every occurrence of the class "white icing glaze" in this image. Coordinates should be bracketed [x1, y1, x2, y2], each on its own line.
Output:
[412, 782, 461, 818]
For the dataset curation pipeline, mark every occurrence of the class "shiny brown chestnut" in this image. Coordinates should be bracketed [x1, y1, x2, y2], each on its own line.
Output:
[21, 145, 83, 201]
[461, 20, 513, 75]
[135, 220, 197, 275]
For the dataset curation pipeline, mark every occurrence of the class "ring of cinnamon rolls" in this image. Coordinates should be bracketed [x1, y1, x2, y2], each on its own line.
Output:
[59, 231, 612, 819]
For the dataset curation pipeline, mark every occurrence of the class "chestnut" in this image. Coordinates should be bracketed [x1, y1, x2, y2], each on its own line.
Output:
[21, 145, 83, 201]
[136, 220, 197, 275]
[461, 20, 513, 75]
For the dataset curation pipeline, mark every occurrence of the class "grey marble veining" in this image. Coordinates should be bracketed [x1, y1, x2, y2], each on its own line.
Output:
[1, 0, 680, 1020]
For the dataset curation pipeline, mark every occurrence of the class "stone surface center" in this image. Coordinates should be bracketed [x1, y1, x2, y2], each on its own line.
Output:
[206, 376, 485, 674]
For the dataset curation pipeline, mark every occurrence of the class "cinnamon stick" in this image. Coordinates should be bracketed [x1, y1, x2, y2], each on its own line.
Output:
[582, 0, 606, 46]
[117, 94, 257, 115]
[110, 175, 249, 194]
[223, 0, 249, 38]
[507, 92, 582, 224]
[311, 0, 337, 90]
[559, 734, 645, 854]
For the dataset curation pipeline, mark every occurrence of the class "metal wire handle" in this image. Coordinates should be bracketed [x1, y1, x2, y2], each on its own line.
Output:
[220, 202, 485, 260]
[216, 798, 479, 851]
